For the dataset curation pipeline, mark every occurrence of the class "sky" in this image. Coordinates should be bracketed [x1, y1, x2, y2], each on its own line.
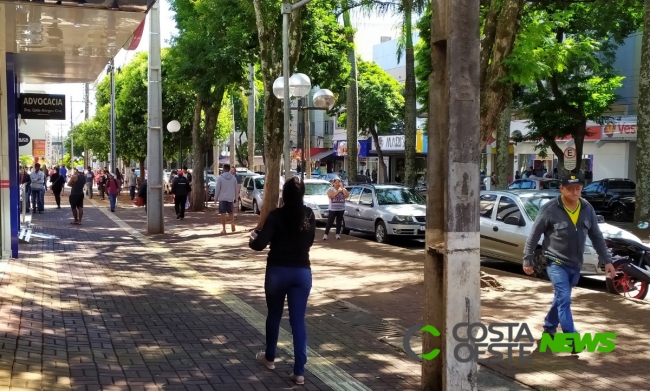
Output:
[25, 1, 401, 137]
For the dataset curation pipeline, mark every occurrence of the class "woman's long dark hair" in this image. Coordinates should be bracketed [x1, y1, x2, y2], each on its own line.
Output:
[280, 176, 307, 236]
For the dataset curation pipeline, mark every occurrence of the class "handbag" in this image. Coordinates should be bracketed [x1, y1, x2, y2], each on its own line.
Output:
[185, 198, 190, 209]
[134, 196, 144, 207]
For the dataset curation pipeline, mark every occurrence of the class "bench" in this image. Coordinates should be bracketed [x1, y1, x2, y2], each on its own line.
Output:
[18, 228, 32, 243]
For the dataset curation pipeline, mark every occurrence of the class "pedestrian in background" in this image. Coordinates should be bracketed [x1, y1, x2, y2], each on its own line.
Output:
[84, 167, 94, 198]
[523, 175, 616, 353]
[126, 168, 137, 200]
[29, 163, 45, 214]
[50, 167, 65, 209]
[249, 176, 315, 386]
[323, 178, 348, 240]
[138, 179, 148, 212]
[106, 173, 120, 212]
[214, 163, 237, 234]
[67, 166, 86, 225]
[171, 169, 191, 220]
[22, 167, 32, 213]
[97, 169, 108, 200]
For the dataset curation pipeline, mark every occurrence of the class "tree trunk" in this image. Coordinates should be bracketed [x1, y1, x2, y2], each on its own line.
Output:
[189, 95, 205, 211]
[403, 0, 418, 187]
[369, 123, 388, 183]
[252, 0, 303, 228]
[495, 97, 512, 190]
[479, 0, 524, 150]
[636, 0, 650, 227]
[139, 157, 145, 181]
[247, 64, 256, 170]
[213, 138, 220, 172]
[343, 10, 358, 184]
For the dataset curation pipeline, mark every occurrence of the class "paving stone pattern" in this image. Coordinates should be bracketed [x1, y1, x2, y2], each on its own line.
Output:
[1, 196, 423, 391]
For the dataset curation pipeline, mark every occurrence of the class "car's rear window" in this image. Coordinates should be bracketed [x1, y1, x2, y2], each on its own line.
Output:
[609, 181, 635, 190]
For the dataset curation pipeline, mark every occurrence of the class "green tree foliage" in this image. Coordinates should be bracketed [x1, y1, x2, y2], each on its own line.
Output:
[513, 1, 642, 174]
[414, 6, 431, 125]
[338, 59, 404, 182]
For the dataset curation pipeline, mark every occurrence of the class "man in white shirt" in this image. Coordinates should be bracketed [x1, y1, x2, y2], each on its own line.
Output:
[29, 163, 45, 213]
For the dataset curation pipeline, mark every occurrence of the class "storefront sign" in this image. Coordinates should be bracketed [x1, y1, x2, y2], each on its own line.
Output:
[375, 135, 404, 151]
[32, 140, 46, 157]
[19, 93, 66, 120]
[334, 140, 371, 157]
[601, 120, 637, 140]
[18, 132, 31, 147]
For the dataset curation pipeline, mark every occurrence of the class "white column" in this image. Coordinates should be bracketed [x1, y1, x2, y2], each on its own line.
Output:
[0, 3, 11, 259]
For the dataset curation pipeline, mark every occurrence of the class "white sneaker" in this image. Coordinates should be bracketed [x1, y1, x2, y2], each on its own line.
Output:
[336, 234, 341, 240]
[323, 234, 328, 240]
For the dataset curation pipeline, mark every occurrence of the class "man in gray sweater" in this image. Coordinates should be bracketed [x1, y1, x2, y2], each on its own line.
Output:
[523, 175, 616, 351]
[214, 164, 238, 234]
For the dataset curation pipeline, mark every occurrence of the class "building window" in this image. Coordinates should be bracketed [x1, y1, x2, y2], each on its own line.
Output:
[324, 120, 334, 135]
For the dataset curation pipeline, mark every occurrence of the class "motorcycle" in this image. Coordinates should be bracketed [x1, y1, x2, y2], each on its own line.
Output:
[604, 237, 650, 300]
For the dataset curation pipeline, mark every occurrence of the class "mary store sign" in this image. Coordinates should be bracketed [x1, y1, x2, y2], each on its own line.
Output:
[373, 135, 404, 152]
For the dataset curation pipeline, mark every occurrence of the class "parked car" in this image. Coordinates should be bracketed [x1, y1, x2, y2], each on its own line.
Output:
[302, 179, 333, 223]
[581, 178, 636, 222]
[239, 175, 266, 214]
[343, 184, 426, 244]
[508, 178, 561, 190]
[479, 190, 641, 278]
[318, 173, 347, 186]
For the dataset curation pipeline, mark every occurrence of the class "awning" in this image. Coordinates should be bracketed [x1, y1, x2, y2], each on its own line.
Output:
[311, 150, 335, 161]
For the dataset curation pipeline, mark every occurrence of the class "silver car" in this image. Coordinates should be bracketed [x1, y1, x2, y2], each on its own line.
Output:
[343, 184, 426, 243]
[479, 190, 641, 278]
[302, 179, 333, 223]
[239, 175, 266, 214]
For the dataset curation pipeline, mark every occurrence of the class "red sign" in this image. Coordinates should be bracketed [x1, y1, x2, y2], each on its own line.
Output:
[602, 121, 637, 139]
[564, 146, 576, 160]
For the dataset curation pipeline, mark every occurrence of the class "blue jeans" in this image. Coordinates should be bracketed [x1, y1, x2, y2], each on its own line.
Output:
[24, 186, 31, 212]
[129, 186, 136, 199]
[31, 189, 43, 212]
[544, 262, 581, 334]
[264, 266, 312, 376]
[108, 194, 117, 211]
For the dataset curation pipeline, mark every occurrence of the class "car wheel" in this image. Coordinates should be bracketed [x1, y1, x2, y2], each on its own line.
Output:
[253, 200, 260, 215]
[611, 204, 627, 222]
[375, 221, 390, 244]
[532, 248, 548, 280]
[341, 218, 350, 235]
[238, 198, 246, 212]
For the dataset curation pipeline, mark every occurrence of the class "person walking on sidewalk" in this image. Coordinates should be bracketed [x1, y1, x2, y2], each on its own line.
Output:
[126, 168, 137, 200]
[523, 175, 616, 353]
[214, 164, 237, 234]
[249, 177, 315, 386]
[323, 178, 348, 240]
[138, 179, 148, 212]
[84, 167, 94, 198]
[67, 166, 86, 225]
[106, 173, 120, 212]
[50, 167, 65, 209]
[22, 167, 32, 213]
[29, 163, 45, 214]
[98, 170, 108, 200]
[230, 166, 240, 221]
[171, 169, 191, 220]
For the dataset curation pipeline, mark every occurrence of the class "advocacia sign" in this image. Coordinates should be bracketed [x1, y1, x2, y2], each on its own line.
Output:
[19, 93, 65, 120]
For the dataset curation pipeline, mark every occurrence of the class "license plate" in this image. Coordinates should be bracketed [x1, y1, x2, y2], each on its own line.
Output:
[420, 225, 426, 231]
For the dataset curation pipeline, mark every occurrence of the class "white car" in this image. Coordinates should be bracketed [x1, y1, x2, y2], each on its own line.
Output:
[479, 190, 642, 278]
[302, 179, 333, 223]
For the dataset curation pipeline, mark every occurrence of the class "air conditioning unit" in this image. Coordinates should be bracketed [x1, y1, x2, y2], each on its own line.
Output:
[380, 36, 391, 43]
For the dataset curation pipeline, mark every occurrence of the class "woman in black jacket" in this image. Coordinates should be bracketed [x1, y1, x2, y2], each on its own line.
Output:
[249, 177, 315, 386]
[49, 167, 65, 209]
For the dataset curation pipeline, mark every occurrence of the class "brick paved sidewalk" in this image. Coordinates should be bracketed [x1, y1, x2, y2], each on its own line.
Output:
[120, 203, 649, 391]
[4, 199, 430, 391]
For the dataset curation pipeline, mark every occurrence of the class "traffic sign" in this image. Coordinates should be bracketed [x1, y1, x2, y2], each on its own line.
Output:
[563, 146, 577, 171]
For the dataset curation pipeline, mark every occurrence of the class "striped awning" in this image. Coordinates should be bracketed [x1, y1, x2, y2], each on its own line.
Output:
[311, 150, 335, 161]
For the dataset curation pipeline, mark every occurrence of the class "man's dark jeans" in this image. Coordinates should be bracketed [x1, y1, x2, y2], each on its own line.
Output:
[129, 186, 136, 200]
[174, 195, 187, 218]
[31, 189, 43, 212]
[264, 266, 312, 376]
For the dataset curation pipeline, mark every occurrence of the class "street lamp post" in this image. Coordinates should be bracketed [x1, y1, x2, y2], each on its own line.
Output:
[167, 120, 181, 168]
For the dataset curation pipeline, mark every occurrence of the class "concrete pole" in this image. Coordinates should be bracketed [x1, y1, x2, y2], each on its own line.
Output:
[305, 107, 311, 178]
[230, 95, 236, 167]
[109, 58, 117, 174]
[423, 2, 481, 390]
[146, 0, 164, 234]
[247, 64, 255, 170]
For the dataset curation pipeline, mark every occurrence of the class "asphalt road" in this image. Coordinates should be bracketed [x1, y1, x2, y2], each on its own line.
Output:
[342, 230, 631, 298]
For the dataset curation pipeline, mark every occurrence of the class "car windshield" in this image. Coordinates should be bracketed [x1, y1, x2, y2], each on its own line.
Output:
[376, 188, 425, 205]
[304, 183, 330, 195]
[521, 194, 557, 221]
[541, 180, 561, 189]
[254, 178, 265, 189]
[206, 175, 216, 183]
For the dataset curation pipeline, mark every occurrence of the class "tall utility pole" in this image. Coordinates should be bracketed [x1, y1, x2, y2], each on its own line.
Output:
[109, 59, 117, 174]
[247, 64, 255, 170]
[230, 95, 236, 167]
[84, 83, 90, 167]
[146, 0, 164, 234]
[423, 2, 481, 391]
[70, 98, 74, 169]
